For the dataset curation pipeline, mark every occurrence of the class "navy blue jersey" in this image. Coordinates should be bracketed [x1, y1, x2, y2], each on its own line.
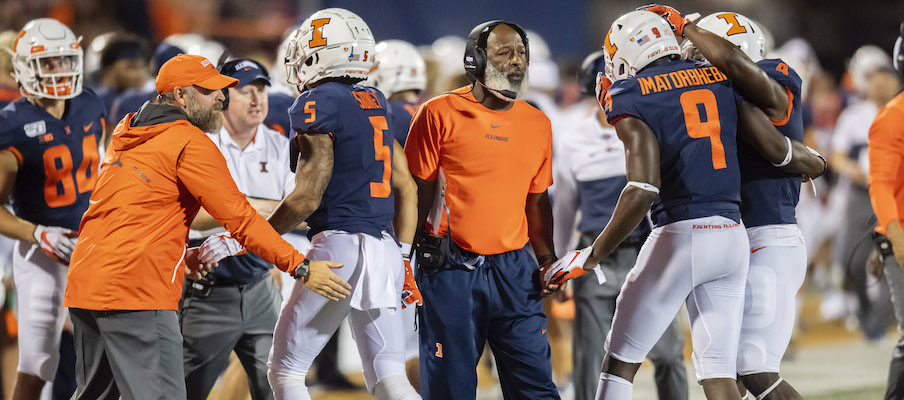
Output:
[110, 86, 155, 127]
[93, 86, 118, 116]
[387, 99, 419, 146]
[604, 59, 742, 227]
[266, 92, 295, 137]
[289, 82, 395, 238]
[737, 58, 804, 227]
[0, 89, 105, 230]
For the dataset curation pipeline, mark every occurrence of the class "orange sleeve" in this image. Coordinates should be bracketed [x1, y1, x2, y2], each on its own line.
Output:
[529, 119, 554, 193]
[868, 103, 904, 234]
[404, 103, 442, 181]
[176, 134, 305, 274]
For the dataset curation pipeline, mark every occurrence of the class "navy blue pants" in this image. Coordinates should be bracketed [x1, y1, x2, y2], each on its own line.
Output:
[417, 243, 558, 399]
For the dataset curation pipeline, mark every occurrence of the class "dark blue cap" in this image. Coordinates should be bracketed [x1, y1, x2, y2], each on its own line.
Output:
[153, 43, 185, 75]
[220, 59, 271, 88]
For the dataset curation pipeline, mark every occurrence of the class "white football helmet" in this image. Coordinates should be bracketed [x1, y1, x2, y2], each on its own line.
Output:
[10, 18, 83, 99]
[682, 12, 766, 62]
[848, 45, 892, 95]
[285, 8, 375, 90]
[604, 10, 681, 82]
[365, 40, 426, 97]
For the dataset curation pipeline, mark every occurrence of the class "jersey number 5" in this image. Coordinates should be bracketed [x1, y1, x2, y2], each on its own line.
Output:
[680, 89, 726, 170]
[368, 116, 392, 198]
[43, 135, 99, 208]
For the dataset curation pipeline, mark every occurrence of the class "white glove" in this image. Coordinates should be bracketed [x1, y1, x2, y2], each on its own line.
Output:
[33, 224, 77, 264]
[542, 246, 606, 288]
[198, 233, 244, 264]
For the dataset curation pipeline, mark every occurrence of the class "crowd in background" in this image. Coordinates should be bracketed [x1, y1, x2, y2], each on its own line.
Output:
[0, 2, 900, 399]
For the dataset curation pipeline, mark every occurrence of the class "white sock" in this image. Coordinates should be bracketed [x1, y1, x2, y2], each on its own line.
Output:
[373, 375, 421, 400]
[595, 372, 634, 400]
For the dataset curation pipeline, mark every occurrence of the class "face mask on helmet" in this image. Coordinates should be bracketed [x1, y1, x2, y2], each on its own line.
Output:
[284, 8, 376, 91]
[11, 18, 84, 100]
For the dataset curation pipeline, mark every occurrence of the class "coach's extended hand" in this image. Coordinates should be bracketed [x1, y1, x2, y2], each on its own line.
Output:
[303, 260, 351, 301]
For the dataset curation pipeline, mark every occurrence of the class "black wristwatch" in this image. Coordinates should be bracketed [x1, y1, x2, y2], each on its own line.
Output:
[293, 258, 311, 281]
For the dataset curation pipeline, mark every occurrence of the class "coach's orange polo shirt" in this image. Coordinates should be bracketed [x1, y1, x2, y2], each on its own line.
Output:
[405, 87, 553, 255]
[869, 91, 904, 235]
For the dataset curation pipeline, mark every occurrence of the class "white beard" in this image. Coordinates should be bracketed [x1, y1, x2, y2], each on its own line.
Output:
[483, 62, 528, 101]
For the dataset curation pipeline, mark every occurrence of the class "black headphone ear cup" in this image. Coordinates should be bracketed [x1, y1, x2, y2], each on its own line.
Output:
[475, 47, 487, 79]
[221, 88, 229, 111]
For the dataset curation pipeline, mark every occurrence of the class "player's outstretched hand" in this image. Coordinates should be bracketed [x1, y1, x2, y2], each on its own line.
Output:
[198, 232, 245, 264]
[185, 247, 217, 280]
[636, 4, 690, 37]
[542, 247, 600, 289]
[304, 260, 351, 301]
[34, 224, 78, 265]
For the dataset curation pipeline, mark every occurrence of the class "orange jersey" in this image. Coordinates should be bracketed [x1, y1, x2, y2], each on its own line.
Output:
[868, 92, 904, 234]
[64, 105, 305, 311]
[405, 88, 553, 255]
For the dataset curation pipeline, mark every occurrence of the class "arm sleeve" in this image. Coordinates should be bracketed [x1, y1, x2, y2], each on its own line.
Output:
[177, 135, 305, 273]
[868, 105, 904, 234]
[404, 103, 442, 181]
[529, 120, 554, 193]
[288, 89, 340, 172]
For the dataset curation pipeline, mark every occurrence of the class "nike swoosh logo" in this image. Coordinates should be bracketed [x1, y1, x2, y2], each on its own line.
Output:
[751, 246, 766, 254]
[541, 328, 547, 334]
[83, 122, 93, 132]
[490, 124, 501, 128]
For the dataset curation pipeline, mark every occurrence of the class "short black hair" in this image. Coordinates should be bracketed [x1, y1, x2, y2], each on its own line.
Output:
[100, 33, 150, 70]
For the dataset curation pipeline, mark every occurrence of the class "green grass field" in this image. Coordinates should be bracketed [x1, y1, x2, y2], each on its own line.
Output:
[809, 386, 885, 400]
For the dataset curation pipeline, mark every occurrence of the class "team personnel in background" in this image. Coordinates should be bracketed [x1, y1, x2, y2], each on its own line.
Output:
[179, 58, 291, 400]
[63, 54, 348, 399]
[108, 42, 184, 127]
[543, 8, 825, 399]
[365, 38, 427, 387]
[0, 31, 22, 107]
[682, 10, 816, 399]
[832, 44, 900, 338]
[868, 23, 904, 400]
[92, 33, 150, 115]
[405, 20, 560, 399]
[365, 39, 426, 146]
[201, 8, 421, 400]
[554, 50, 687, 400]
[0, 18, 104, 400]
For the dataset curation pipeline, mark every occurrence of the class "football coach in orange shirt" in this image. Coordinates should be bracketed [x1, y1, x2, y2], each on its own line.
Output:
[63, 54, 349, 400]
[869, 24, 904, 400]
[404, 21, 560, 399]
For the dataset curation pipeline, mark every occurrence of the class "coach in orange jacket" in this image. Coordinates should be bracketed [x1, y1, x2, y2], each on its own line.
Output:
[868, 25, 904, 400]
[63, 54, 350, 400]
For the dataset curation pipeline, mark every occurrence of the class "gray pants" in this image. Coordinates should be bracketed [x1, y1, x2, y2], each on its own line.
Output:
[70, 308, 185, 400]
[179, 275, 281, 400]
[885, 256, 904, 399]
[572, 238, 688, 400]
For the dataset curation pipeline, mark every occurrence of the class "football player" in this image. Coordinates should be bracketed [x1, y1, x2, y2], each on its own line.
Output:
[542, 9, 825, 400]
[680, 10, 813, 400]
[364, 38, 427, 388]
[0, 18, 105, 399]
[200, 8, 420, 400]
[365, 39, 426, 146]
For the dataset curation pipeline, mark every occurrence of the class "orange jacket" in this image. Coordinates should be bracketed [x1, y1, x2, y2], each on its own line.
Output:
[868, 92, 904, 235]
[64, 103, 305, 311]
